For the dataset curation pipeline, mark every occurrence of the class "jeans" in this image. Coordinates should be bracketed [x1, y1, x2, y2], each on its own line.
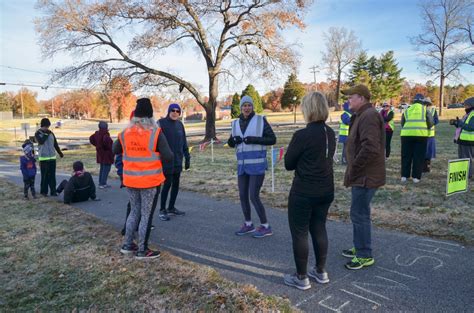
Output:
[350, 187, 377, 258]
[99, 163, 112, 186]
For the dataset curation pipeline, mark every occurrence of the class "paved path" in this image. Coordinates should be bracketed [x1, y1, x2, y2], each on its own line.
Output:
[0, 161, 472, 312]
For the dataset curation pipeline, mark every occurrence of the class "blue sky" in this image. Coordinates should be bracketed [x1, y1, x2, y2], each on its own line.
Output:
[1, 0, 473, 100]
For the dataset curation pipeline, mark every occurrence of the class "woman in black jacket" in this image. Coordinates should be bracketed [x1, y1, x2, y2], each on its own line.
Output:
[283, 92, 336, 291]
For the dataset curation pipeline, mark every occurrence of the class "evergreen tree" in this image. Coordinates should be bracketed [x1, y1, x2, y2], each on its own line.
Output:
[241, 84, 263, 113]
[371, 51, 404, 103]
[281, 73, 305, 110]
[231, 93, 240, 118]
[349, 52, 369, 83]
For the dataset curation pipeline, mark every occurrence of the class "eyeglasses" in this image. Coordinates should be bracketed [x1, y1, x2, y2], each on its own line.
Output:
[171, 109, 181, 114]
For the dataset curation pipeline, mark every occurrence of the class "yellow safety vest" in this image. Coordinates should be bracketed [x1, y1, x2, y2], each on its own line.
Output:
[400, 103, 429, 137]
[339, 111, 352, 136]
[459, 111, 474, 142]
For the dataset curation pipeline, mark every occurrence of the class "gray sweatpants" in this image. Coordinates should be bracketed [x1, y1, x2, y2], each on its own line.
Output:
[124, 187, 157, 252]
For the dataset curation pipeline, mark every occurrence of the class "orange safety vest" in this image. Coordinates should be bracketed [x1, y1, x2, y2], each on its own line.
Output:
[119, 126, 165, 188]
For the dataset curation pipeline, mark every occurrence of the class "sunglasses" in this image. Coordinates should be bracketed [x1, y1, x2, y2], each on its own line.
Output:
[171, 109, 181, 114]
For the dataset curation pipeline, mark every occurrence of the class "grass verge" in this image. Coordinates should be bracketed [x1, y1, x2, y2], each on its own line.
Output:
[0, 179, 294, 311]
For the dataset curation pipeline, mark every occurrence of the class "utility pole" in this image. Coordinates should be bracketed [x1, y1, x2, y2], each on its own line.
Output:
[20, 88, 24, 120]
[309, 65, 319, 91]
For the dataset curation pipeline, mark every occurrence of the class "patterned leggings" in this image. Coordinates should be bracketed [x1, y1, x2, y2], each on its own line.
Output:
[124, 187, 158, 252]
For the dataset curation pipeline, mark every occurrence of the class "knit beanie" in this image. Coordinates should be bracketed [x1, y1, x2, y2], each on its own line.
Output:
[464, 97, 474, 108]
[40, 118, 51, 127]
[135, 98, 153, 118]
[73, 161, 84, 172]
[98, 121, 108, 129]
[168, 103, 181, 115]
[240, 95, 254, 109]
[23, 145, 33, 156]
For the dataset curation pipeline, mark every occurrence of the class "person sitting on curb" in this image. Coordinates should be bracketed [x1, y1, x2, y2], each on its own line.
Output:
[56, 161, 100, 204]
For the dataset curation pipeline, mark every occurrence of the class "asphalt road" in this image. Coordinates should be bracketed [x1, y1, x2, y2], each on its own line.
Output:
[0, 161, 472, 312]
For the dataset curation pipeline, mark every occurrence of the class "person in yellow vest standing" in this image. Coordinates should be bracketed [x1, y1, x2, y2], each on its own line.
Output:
[114, 98, 173, 259]
[400, 94, 434, 183]
[450, 97, 474, 179]
[34, 118, 64, 197]
[339, 101, 352, 164]
[380, 103, 395, 159]
[423, 97, 439, 173]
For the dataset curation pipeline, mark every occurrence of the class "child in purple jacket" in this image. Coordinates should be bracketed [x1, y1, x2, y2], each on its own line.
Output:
[20, 142, 37, 199]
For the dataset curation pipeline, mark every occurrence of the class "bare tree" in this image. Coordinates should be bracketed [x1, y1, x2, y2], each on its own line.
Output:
[321, 27, 362, 110]
[35, 0, 312, 140]
[411, 0, 473, 116]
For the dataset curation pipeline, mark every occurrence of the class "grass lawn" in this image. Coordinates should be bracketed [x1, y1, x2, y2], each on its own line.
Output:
[1, 111, 472, 244]
[0, 179, 293, 311]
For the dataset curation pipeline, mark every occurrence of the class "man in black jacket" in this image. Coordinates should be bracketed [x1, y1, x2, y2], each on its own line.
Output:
[56, 161, 99, 204]
[158, 103, 190, 221]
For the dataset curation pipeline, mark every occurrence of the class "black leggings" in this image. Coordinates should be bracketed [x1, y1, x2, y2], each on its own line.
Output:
[385, 131, 393, 158]
[160, 172, 181, 212]
[288, 192, 333, 276]
[238, 174, 267, 224]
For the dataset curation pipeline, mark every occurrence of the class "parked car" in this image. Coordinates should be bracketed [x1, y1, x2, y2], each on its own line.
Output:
[447, 103, 464, 109]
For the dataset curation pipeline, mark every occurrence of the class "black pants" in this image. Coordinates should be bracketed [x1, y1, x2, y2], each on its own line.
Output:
[40, 160, 57, 195]
[23, 177, 36, 197]
[401, 136, 428, 179]
[238, 174, 267, 224]
[160, 172, 181, 212]
[288, 192, 333, 276]
[56, 179, 68, 194]
[122, 185, 160, 251]
[385, 131, 393, 158]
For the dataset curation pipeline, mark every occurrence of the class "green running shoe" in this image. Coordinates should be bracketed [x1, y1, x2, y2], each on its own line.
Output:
[345, 257, 375, 270]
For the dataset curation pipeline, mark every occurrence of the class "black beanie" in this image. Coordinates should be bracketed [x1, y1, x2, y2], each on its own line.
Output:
[135, 98, 153, 118]
[73, 161, 84, 172]
[40, 118, 51, 127]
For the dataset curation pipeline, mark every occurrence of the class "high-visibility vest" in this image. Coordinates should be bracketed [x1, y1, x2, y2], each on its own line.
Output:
[119, 126, 165, 188]
[339, 111, 352, 136]
[428, 107, 436, 137]
[400, 103, 429, 137]
[459, 111, 474, 142]
[38, 133, 57, 161]
[231, 115, 267, 175]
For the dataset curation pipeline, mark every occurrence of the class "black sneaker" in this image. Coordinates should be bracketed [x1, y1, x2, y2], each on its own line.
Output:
[342, 247, 356, 258]
[24, 195, 29, 200]
[135, 249, 161, 260]
[159, 211, 170, 221]
[168, 207, 185, 216]
[120, 243, 138, 255]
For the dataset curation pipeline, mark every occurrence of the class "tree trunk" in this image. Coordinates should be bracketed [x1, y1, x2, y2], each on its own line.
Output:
[334, 70, 342, 111]
[204, 74, 218, 142]
[439, 75, 444, 117]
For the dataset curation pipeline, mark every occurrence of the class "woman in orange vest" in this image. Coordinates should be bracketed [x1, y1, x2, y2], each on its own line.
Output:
[114, 98, 173, 259]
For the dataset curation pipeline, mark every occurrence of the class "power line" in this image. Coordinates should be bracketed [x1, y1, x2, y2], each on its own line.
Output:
[0, 65, 52, 75]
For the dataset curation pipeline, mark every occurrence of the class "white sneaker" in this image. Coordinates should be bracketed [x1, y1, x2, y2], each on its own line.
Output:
[284, 273, 311, 290]
[308, 268, 330, 284]
[401, 177, 407, 182]
[412, 178, 420, 183]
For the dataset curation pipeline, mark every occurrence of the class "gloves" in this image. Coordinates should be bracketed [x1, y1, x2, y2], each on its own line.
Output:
[185, 158, 190, 170]
[59, 151, 64, 158]
[233, 136, 243, 145]
[243, 136, 258, 144]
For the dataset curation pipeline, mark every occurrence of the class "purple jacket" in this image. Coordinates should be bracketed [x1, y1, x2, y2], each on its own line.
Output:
[20, 155, 37, 179]
[89, 129, 114, 164]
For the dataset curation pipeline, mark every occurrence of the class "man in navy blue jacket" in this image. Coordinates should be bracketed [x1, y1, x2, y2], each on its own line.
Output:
[158, 103, 190, 221]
